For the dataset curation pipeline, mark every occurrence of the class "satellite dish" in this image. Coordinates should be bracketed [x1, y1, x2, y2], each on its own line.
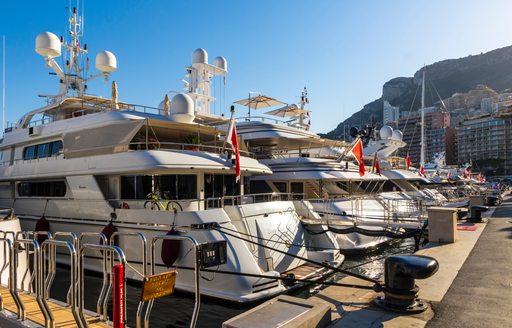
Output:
[349, 127, 359, 138]
[392, 130, 403, 140]
[192, 48, 208, 64]
[35, 32, 61, 58]
[213, 56, 227, 70]
[380, 125, 393, 139]
[170, 93, 195, 123]
[95, 51, 117, 73]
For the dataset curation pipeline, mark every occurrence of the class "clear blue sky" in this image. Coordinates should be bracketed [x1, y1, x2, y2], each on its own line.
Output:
[1, 0, 511, 133]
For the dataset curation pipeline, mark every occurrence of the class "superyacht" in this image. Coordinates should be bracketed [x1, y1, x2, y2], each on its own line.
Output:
[0, 4, 342, 303]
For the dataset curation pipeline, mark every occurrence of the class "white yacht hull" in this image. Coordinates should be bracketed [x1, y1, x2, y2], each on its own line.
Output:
[14, 200, 343, 303]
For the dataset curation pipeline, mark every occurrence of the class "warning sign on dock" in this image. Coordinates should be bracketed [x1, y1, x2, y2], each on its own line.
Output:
[141, 271, 177, 301]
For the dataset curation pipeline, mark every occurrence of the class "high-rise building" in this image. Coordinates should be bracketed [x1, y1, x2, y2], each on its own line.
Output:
[457, 109, 512, 175]
[383, 101, 400, 126]
[397, 108, 452, 165]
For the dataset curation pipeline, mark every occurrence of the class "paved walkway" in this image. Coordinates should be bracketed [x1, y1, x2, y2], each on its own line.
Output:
[427, 195, 512, 328]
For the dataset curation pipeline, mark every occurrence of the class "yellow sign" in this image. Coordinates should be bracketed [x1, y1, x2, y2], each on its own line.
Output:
[141, 271, 177, 302]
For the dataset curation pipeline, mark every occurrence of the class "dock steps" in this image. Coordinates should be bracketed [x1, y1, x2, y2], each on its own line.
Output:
[0, 286, 110, 327]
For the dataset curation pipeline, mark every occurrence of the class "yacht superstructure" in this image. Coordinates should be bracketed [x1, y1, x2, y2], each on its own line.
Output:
[0, 4, 342, 303]
[234, 94, 425, 251]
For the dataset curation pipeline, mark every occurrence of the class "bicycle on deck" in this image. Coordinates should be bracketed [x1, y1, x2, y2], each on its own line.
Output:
[144, 190, 183, 211]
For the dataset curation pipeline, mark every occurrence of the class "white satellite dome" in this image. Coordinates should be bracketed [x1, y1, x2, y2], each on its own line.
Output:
[95, 51, 117, 73]
[35, 32, 61, 58]
[392, 130, 403, 140]
[193, 48, 208, 64]
[213, 56, 227, 70]
[170, 93, 195, 123]
[380, 125, 393, 139]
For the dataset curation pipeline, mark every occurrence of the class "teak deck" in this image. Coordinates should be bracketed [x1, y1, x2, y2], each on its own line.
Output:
[0, 286, 111, 327]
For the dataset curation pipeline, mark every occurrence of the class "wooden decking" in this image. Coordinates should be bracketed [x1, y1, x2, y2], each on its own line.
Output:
[0, 286, 111, 327]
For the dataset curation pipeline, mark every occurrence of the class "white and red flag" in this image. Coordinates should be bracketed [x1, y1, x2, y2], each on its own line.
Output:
[350, 138, 365, 177]
[226, 119, 241, 182]
[372, 153, 381, 175]
[419, 164, 425, 177]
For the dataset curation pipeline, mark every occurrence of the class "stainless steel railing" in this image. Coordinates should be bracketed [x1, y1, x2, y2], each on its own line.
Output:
[0, 228, 200, 328]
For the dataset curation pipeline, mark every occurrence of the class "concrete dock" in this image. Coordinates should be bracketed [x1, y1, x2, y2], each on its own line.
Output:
[225, 195, 512, 327]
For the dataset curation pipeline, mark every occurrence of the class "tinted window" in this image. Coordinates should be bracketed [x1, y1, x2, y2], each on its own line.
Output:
[23, 146, 35, 160]
[23, 140, 62, 160]
[121, 175, 197, 200]
[17, 181, 66, 197]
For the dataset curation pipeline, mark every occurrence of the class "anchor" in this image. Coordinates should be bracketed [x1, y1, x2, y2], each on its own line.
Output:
[374, 255, 439, 313]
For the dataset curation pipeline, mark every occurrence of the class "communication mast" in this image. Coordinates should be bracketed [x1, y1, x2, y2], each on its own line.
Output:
[35, 0, 117, 100]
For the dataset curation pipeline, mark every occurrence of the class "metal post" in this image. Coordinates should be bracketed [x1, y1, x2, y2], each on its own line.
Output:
[142, 235, 200, 328]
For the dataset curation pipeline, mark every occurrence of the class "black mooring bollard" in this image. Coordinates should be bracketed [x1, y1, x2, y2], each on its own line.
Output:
[374, 255, 439, 313]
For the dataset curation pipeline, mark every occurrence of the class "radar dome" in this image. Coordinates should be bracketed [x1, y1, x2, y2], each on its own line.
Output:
[170, 93, 195, 123]
[392, 130, 403, 140]
[35, 32, 61, 58]
[95, 51, 117, 73]
[193, 48, 208, 64]
[213, 56, 227, 70]
[380, 125, 393, 139]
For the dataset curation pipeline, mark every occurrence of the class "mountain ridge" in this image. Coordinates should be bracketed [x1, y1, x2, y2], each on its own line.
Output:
[322, 45, 512, 139]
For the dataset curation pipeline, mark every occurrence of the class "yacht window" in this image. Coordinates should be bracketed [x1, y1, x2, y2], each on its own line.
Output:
[382, 180, 399, 192]
[37, 144, 49, 158]
[121, 175, 197, 200]
[250, 181, 273, 194]
[204, 174, 238, 198]
[23, 140, 63, 160]
[290, 182, 303, 194]
[17, 181, 66, 197]
[273, 182, 287, 193]
[23, 146, 35, 160]
[50, 141, 63, 155]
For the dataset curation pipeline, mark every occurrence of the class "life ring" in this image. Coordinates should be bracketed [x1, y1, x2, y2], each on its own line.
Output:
[35, 215, 50, 244]
[160, 228, 181, 267]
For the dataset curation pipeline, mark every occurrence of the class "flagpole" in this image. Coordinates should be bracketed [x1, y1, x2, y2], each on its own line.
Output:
[336, 136, 361, 163]
[222, 105, 235, 153]
[2, 35, 5, 134]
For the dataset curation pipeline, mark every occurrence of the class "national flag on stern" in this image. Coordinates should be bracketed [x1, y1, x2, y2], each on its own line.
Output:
[406, 153, 411, 170]
[350, 138, 365, 176]
[419, 164, 425, 177]
[226, 119, 241, 182]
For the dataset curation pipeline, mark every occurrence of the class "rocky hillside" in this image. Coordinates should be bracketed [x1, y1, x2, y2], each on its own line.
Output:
[322, 45, 512, 139]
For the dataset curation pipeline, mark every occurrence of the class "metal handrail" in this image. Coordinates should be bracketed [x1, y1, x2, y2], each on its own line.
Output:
[78, 243, 126, 328]
[128, 141, 255, 158]
[37, 239, 80, 328]
[14, 239, 40, 322]
[0, 237, 15, 312]
[53, 232, 78, 306]
[110, 232, 147, 278]
[26, 231, 54, 299]
[78, 232, 108, 319]
[141, 235, 200, 328]
[0, 231, 16, 286]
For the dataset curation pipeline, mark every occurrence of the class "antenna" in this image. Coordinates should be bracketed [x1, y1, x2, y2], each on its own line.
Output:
[35, 0, 116, 98]
[2, 35, 5, 133]
[2, 35, 5, 134]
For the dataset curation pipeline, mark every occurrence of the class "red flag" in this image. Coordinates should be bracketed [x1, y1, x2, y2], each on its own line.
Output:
[462, 170, 467, 179]
[419, 165, 425, 177]
[226, 119, 241, 182]
[374, 156, 381, 175]
[406, 153, 411, 170]
[350, 138, 365, 176]
[447, 172, 451, 180]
